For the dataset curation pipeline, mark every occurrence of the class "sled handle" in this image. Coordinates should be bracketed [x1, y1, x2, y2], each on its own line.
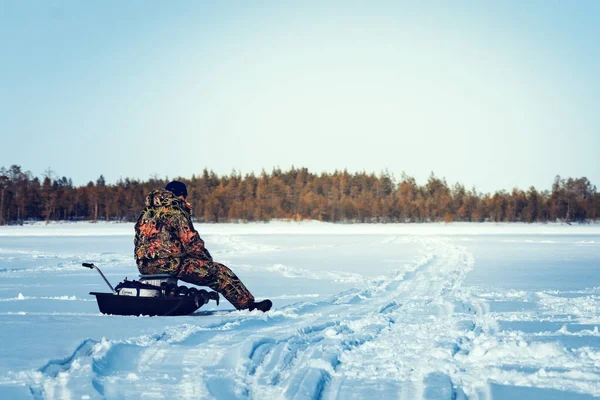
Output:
[82, 263, 116, 293]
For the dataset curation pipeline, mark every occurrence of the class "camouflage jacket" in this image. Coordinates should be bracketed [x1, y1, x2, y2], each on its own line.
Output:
[134, 189, 211, 274]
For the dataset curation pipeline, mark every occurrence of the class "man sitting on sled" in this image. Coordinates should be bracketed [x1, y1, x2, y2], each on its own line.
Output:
[134, 181, 272, 312]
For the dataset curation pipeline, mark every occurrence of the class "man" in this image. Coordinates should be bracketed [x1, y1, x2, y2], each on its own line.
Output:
[134, 181, 272, 312]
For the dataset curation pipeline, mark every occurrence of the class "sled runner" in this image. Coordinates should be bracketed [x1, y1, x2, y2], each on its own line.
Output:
[82, 263, 219, 316]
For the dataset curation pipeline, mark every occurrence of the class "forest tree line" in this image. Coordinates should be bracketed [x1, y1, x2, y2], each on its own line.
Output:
[0, 165, 598, 225]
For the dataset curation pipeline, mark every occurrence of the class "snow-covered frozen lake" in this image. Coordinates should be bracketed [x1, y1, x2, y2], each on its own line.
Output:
[0, 222, 599, 399]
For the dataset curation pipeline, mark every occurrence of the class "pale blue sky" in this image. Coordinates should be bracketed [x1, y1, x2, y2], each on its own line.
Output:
[1, 1, 598, 193]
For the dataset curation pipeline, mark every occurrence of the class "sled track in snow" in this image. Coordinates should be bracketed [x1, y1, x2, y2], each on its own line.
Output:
[15, 238, 490, 399]
[7, 236, 600, 399]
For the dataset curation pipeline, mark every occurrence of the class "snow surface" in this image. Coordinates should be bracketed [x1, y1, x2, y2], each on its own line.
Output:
[0, 222, 599, 399]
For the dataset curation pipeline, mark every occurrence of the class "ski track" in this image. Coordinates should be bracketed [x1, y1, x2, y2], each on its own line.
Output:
[2, 236, 600, 399]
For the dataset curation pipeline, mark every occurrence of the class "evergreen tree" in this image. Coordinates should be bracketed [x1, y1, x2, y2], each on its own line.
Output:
[0, 164, 597, 224]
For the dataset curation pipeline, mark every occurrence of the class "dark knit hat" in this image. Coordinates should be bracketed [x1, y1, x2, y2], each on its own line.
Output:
[165, 181, 188, 198]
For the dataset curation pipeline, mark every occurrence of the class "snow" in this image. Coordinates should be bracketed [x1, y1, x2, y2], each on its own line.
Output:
[0, 220, 599, 237]
[0, 223, 599, 399]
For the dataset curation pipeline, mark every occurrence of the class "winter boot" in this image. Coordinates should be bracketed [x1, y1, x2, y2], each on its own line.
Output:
[248, 299, 272, 312]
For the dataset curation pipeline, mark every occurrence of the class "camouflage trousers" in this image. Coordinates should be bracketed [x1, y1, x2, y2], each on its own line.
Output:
[177, 258, 255, 310]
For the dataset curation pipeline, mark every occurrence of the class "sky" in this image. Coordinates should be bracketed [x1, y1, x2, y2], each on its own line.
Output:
[1, 1, 598, 193]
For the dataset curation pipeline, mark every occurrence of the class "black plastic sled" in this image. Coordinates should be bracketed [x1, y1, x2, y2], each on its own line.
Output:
[82, 263, 219, 317]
